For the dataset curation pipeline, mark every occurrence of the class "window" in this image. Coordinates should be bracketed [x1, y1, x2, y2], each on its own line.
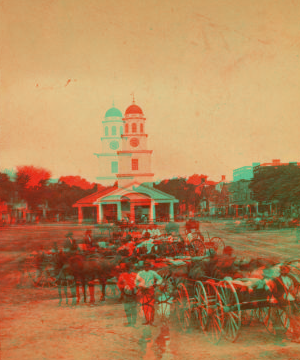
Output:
[111, 161, 118, 173]
[140, 123, 143, 133]
[132, 123, 137, 133]
[132, 159, 138, 170]
[112, 126, 116, 136]
[125, 124, 129, 133]
[120, 126, 123, 135]
[105, 126, 109, 136]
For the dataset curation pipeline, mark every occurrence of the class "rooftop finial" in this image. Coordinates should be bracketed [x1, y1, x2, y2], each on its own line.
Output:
[112, 98, 115, 107]
[131, 92, 135, 104]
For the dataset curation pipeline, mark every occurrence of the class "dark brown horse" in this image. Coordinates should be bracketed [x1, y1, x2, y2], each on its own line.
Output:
[60, 253, 122, 304]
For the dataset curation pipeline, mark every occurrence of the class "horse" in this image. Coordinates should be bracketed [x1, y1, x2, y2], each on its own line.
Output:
[61, 252, 123, 304]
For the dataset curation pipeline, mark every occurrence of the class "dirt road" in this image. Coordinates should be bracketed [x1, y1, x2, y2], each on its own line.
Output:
[1, 222, 300, 359]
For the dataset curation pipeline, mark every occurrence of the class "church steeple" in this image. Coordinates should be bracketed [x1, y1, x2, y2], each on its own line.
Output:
[117, 100, 154, 188]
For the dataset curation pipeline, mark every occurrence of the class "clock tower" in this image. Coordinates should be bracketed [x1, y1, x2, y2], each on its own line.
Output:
[95, 105, 124, 185]
[117, 99, 154, 188]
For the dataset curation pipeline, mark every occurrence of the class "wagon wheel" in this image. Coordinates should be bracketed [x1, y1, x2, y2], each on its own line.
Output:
[261, 307, 290, 336]
[194, 281, 209, 331]
[175, 282, 191, 331]
[189, 239, 206, 257]
[202, 281, 224, 344]
[210, 237, 225, 255]
[261, 278, 291, 336]
[37, 266, 58, 288]
[23, 262, 38, 286]
[156, 279, 174, 324]
[218, 280, 241, 342]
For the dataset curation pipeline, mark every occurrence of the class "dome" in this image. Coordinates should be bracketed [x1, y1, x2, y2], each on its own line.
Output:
[105, 107, 123, 118]
[125, 104, 143, 115]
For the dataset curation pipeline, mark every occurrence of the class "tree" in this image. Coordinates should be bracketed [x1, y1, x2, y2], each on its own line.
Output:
[250, 164, 300, 208]
[0, 173, 14, 202]
[15, 166, 51, 210]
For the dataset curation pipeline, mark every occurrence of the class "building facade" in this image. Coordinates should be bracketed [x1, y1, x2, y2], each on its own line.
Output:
[74, 99, 178, 223]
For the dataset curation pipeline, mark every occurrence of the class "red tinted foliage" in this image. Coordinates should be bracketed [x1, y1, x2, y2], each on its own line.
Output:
[16, 166, 51, 188]
[59, 176, 95, 190]
[187, 174, 207, 186]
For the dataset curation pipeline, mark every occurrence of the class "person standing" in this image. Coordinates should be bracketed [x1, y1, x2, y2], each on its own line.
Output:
[64, 232, 78, 252]
[117, 263, 138, 327]
[135, 260, 163, 326]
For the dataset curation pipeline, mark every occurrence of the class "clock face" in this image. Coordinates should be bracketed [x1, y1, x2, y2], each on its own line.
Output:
[110, 141, 119, 150]
[130, 138, 139, 147]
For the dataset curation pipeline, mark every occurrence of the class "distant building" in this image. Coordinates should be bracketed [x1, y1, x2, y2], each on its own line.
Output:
[233, 163, 260, 182]
[253, 159, 300, 175]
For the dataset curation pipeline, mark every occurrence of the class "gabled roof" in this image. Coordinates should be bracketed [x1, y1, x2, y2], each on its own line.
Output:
[73, 182, 178, 206]
[73, 186, 117, 207]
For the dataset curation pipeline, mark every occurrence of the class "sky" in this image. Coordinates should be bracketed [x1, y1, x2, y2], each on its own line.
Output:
[1, 0, 300, 183]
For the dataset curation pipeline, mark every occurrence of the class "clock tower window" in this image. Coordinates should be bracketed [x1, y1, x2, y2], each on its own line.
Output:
[140, 123, 143, 133]
[125, 123, 129, 133]
[120, 126, 123, 135]
[132, 159, 138, 170]
[112, 126, 117, 136]
[105, 126, 109, 136]
[132, 123, 137, 133]
[111, 161, 118, 173]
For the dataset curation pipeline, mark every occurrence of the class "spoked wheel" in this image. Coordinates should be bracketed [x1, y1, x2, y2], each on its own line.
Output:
[175, 282, 191, 331]
[217, 280, 241, 342]
[210, 237, 225, 255]
[23, 264, 38, 286]
[156, 279, 174, 324]
[261, 278, 292, 336]
[261, 307, 290, 336]
[189, 239, 206, 257]
[194, 281, 208, 330]
[37, 267, 58, 288]
[202, 281, 224, 344]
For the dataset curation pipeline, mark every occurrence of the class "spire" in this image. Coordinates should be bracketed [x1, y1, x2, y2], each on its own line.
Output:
[112, 98, 115, 107]
[131, 92, 135, 104]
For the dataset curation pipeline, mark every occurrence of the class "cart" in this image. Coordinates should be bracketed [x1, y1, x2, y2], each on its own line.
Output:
[172, 270, 297, 344]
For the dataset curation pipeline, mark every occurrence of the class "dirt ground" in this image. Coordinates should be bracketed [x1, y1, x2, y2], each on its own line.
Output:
[1, 222, 300, 360]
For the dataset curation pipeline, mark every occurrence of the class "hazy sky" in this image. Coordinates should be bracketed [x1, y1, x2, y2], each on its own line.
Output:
[1, 0, 300, 183]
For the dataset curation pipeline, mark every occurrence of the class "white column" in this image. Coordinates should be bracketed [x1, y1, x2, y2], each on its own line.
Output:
[78, 207, 83, 224]
[149, 201, 153, 223]
[97, 204, 102, 224]
[152, 201, 156, 223]
[169, 202, 174, 221]
[117, 202, 122, 221]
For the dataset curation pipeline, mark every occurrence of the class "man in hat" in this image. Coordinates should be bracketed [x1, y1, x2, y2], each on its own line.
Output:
[135, 260, 163, 326]
[64, 232, 78, 252]
[117, 263, 138, 327]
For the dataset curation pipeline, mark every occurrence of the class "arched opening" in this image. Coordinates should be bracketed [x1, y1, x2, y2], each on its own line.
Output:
[140, 123, 143, 133]
[132, 123, 137, 133]
[112, 126, 117, 136]
[120, 126, 123, 135]
[125, 123, 129, 133]
[105, 126, 109, 136]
